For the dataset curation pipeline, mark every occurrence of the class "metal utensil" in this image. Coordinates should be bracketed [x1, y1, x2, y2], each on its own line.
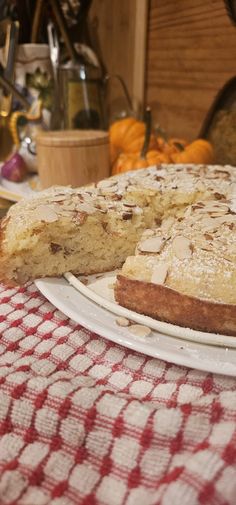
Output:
[0, 65, 30, 110]
[47, 21, 61, 128]
[48, 22, 60, 83]
[49, 0, 79, 63]
[1, 20, 19, 116]
[0, 20, 20, 160]
[31, 0, 44, 43]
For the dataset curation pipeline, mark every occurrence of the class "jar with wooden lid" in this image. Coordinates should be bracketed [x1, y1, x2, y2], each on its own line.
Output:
[36, 130, 110, 189]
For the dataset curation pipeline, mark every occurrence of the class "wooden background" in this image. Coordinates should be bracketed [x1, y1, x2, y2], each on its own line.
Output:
[90, 0, 236, 140]
[89, 0, 148, 120]
[147, 0, 236, 139]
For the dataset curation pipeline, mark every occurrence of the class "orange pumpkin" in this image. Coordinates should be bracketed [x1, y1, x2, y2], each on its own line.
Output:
[170, 139, 214, 164]
[109, 116, 157, 166]
[110, 111, 214, 175]
[112, 150, 170, 175]
[155, 137, 187, 156]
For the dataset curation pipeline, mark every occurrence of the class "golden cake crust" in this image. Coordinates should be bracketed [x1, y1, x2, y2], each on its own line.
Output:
[115, 275, 236, 336]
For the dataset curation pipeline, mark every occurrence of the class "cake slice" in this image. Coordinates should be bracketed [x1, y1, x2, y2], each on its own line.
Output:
[0, 164, 235, 286]
[115, 198, 236, 335]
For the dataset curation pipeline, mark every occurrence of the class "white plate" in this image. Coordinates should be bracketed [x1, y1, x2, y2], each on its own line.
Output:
[64, 271, 236, 348]
[35, 275, 236, 376]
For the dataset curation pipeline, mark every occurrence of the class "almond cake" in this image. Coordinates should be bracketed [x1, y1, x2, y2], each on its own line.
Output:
[115, 198, 236, 335]
[0, 163, 235, 335]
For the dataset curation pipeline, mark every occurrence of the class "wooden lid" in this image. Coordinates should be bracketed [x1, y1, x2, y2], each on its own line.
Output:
[36, 130, 109, 147]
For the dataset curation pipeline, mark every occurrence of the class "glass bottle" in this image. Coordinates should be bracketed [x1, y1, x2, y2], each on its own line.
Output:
[57, 0, 134, 130]
[59, 58, 107, 130]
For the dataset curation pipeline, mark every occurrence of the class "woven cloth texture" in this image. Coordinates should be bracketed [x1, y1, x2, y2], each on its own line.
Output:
[0, 282, 236, 505]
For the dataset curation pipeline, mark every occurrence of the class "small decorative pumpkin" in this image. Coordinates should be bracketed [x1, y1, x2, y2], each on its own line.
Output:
[170, 139, 214, 164]
[112, 150, 170, 174]
[109, 115, 156, 166]
[110, 110, 214, 175]
[112, 108, 170, 174]
[160, 138, 188, 157]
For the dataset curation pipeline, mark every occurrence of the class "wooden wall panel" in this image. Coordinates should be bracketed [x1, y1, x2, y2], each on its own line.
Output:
[146, 0, 236, 139]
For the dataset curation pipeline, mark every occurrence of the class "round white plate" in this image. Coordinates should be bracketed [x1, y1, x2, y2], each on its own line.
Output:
[64, 271, 236, 348]
[35, 275, 236, 376]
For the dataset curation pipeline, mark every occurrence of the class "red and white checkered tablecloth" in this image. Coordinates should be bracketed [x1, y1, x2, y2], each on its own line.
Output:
[0, 282, 236, 505]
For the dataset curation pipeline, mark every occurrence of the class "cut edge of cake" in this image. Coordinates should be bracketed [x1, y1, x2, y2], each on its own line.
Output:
[115, 275, 236, 336]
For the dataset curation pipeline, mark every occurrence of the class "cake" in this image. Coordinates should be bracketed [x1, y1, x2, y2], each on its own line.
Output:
[115, 199, 236, 335]
[0, 163, 235, 335]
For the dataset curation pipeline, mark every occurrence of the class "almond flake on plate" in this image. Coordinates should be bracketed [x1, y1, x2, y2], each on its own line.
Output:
[128, 324, 152, 338]
[116, 317, 131, 327]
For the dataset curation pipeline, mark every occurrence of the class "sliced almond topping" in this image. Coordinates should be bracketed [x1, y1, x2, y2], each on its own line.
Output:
[133, 207, 143, 215]
[214, 215, 235, 225]
[230, 183, 236, 195]
[141, 229, 155, 239]
[128, 324, 152, 338]
[78, 203, 96, 214]
[52, 195, 68, 202]
[210, 211, 229, 217]
[199, 167, 207, 178]
[97, 179, 117, 189]
[196, 181, 206, 192]
[36, 205, 58, 223]
[200, 217, 217, 230]
[172, 236, 192, 259]
[99, 187, 117, 195]
[213, 169, 230, 180]
[151, 263, 169, 285]
[116, 317, 131, 327]
[162, 216, 175, 233]
[138, 236, 165, 254]
[82, 193, 95, 201]
[60, 210, 75, 218]
[184, 206, 192, 218]
[229, 199, 236, 214]
[204, 203, 229, 213]
[123, 202, 137, 208]
[192, 202, 205, 209]
[62, 202, 76, 211]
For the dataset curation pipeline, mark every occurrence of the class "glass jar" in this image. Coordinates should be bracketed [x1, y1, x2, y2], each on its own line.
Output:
[59, 60, 107, 130]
